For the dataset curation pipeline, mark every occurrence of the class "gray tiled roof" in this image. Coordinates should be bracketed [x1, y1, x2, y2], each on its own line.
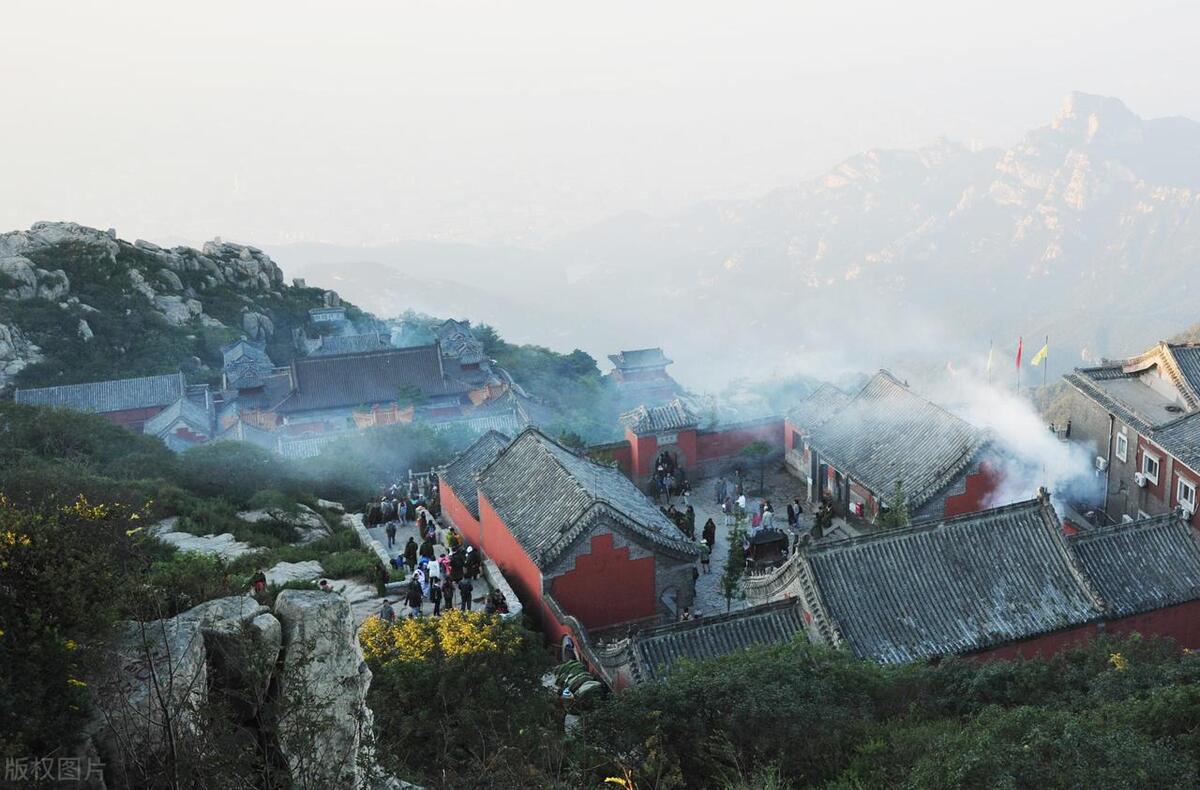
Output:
[1172, 345, 1200, 399]
[143, 396, 213, 439]
[15, 372, 185, 414]
[1069, 514, 1200, 618]
[276, 345, 460, 414]
[1066, 367, 1200, 472]
[619, 398, 698, 435]
[804, 499, 1102, 664]
[440, 431, 511, 519]
[477, 428, 699, 568]
[806, 371, 988, 508]
[787, 383, 850, 429]
[435, 320, 486, 365]
[628, 599, 807, 681]
[308, 333, 392, 357]
[608, 347, 673, 371]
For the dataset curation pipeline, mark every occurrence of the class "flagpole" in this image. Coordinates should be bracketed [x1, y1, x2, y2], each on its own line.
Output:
[1043, 334, 1048, 388]
[1016, 336, 1022, 395]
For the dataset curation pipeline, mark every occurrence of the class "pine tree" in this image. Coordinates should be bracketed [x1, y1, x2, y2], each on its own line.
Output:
[877, 479, 909, 529]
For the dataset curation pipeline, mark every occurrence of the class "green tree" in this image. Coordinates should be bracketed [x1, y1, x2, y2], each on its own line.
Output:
[720, 524, 747, 612]
[739, 441, 773, 496]
[395, 383, 426, 410]
[877, 479, 909, 529]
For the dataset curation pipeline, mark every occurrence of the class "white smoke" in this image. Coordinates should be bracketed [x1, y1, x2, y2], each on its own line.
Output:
[929, 364, 1102, 512]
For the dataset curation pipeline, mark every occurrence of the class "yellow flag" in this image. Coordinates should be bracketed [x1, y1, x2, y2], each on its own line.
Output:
[1031, 343, 1049, 366]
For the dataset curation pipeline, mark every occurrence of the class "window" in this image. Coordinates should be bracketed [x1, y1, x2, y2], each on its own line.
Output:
[1115, 432, 1128, 463]
[1178, 478, 1197, 513]
[1143, 452, 1161, 485]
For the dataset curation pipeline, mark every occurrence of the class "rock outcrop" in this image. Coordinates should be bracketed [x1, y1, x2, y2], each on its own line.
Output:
[86, 590, 376, 788]
[88, 617, 208, 785]
[0, 221, 293, 390]
[274, 590, 374, 789]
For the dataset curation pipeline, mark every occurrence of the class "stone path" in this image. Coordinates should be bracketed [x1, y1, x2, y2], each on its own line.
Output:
[362, 516, 494, 617]
[670, 468, 858, 616]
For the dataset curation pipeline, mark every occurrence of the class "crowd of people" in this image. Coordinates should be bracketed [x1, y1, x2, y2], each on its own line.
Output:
[367, 474, 511, 621]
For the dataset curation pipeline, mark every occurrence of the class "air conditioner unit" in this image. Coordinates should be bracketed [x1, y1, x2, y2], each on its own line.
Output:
[1122, 514, 1135, 523]
[1182, 501, 1196, 516]
[1134, 472, 1148, 488]
[1095, 456, 1108, 471]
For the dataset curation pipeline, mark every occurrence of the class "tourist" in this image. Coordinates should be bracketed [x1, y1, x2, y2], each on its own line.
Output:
[405, 576, 423, 615]
[419, 537, 436, 563]
[665, 473, 676, 502]
[702, 517, 717, 549]
[787, 498, 801, 529]
[699, 540, 711, 573]
[403, 536, 418, 571]
[736, 492, 747, 518]
[442, 576, 455, 611]
[722, 495, 734, 527]
[438, 551, 452, 580]
[450, 548, 465, 582]
[446, 527, 461, 550]
[379, 598, 396, 623]
[682, 484, 692, 507]
[429, 577, 443, 616]
[715, 477, 727, 506]
[385, 519, 397, 548]
[485, 589, 509, 615]
[465, 546, 482, 580]
[680, 607, 691, 621]
[250, 568, 267, 595]
[458, 577, 474, 611]
[319, 579, 333, 593]
[762, 501, 774, 529]
[685, 505, 696, 539]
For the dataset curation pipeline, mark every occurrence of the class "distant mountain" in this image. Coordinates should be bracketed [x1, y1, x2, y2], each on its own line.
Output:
[259, 93, 1200, 390]
[547, 92, 1200, 380]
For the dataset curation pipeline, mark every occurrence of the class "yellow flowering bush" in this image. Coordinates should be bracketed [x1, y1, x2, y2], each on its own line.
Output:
[359, 609, 519, 666]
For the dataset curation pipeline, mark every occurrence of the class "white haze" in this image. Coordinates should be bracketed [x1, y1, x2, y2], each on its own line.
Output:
[2, 0, 1199, 246]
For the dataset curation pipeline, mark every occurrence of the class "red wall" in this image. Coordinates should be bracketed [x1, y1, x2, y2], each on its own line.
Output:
[549, 533, 657, 629]
[969, 623, 1098, 662]
[628, 431, 658, 480]
[969, 599, 1200, 661]
[440, 480, 483, 547]
[476, 493, 551, 621]
[1169, 464, 1200, 530]
[1106, 599, 1200, 649]
[696, 419, 785, 460]
[1136, 436, 1169, 503]
[101, 405, 166, 433]
[943, 462, 1003, 518]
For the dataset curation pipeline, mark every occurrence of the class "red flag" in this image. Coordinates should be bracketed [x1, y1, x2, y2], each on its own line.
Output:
[1015, 337, 1023, 369]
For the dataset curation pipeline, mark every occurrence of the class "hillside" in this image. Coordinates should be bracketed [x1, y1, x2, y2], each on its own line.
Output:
[0, 222, 373, 392]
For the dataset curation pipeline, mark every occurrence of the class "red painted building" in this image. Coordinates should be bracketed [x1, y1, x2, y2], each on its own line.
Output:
[745, 498, 1200, 663]
[788, 371, 1003, 521]
[607, 347, 683, 409]
[439, 428, 701, 641]
[615, 398, 786, 484]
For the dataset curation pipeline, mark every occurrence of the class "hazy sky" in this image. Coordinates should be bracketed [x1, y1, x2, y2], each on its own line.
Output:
[3, 0, 1198, 247]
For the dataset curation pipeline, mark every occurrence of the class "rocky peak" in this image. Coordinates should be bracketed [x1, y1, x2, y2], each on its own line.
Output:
[1050, 91, 1144, 149]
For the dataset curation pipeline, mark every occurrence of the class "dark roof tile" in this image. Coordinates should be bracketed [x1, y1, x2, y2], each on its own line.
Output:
[803, 499, 1101, 663]
[15, 373, 185, 414]
[477, 428, 699, 567]
[1069, 514, 1200, 618]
